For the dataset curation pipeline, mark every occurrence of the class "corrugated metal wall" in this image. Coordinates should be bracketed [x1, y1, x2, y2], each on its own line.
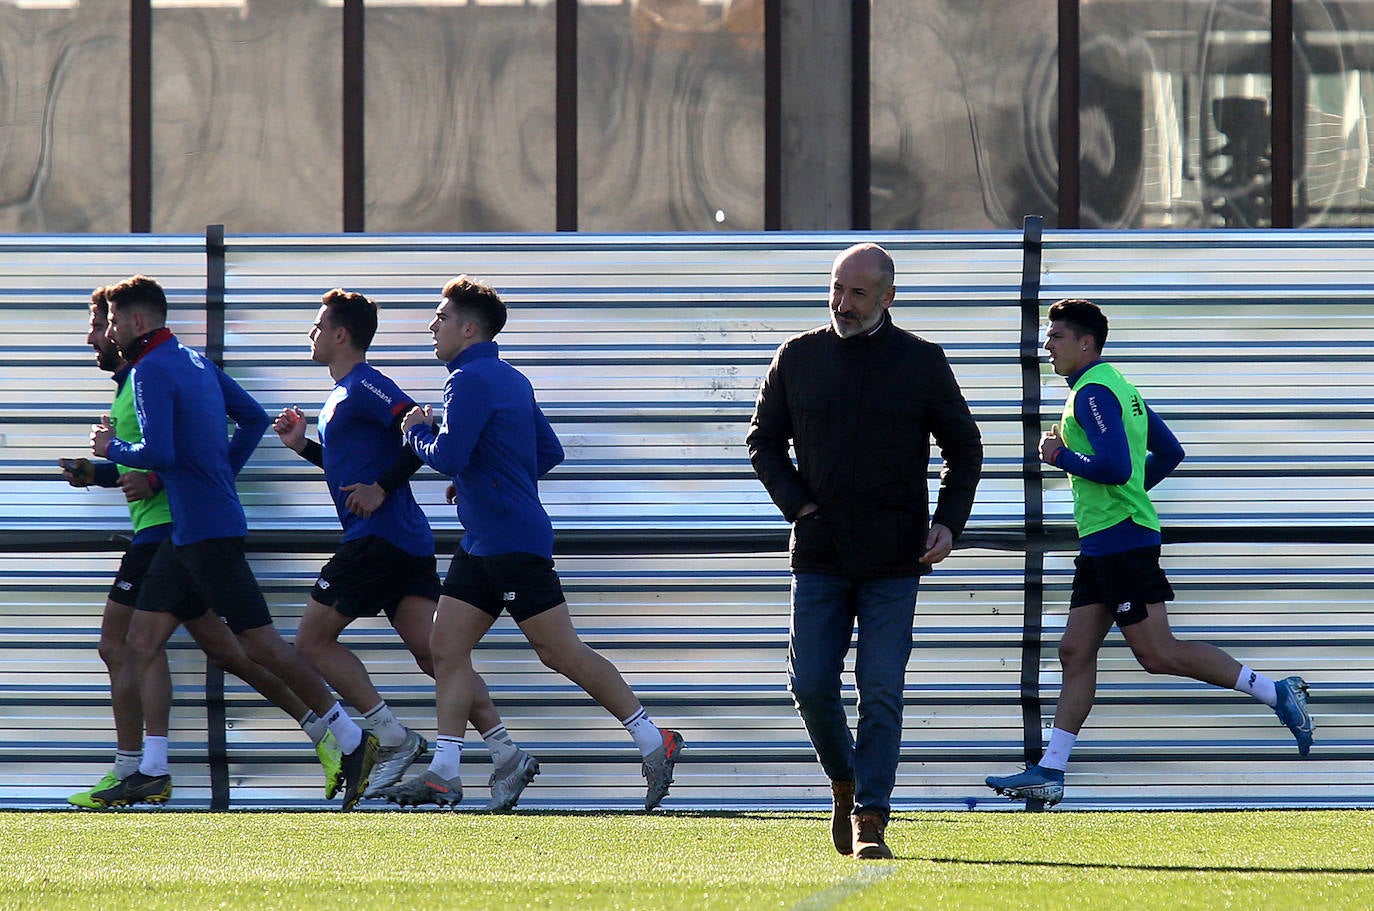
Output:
[1, 230, 1369, 810]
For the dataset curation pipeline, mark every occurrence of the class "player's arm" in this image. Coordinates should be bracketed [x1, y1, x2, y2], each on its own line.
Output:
[746, 346, 814, 521]
[1143, 405, 1185, 490]
[375, 410, 426, 492]
[534, 405, 564, 477]
[218, 366, 270, 476]
[406, 374, 489, 477]
[1049, 384, 1131, 485]
[104, 371, 174, 470]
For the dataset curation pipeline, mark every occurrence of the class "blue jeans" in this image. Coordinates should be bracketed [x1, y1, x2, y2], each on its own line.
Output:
[788, 572, 919, 820]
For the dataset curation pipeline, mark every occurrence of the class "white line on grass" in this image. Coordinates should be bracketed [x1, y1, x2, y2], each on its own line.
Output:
[789, 865, 897, 911]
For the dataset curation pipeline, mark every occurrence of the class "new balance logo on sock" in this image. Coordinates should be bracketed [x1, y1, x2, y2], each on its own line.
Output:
[1248, 671, 1257, 688]
[317, 579, 331, 590]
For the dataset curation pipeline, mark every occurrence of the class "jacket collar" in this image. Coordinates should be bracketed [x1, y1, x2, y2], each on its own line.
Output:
[447, 339, 499, 372]
[124, 327, 174, 365]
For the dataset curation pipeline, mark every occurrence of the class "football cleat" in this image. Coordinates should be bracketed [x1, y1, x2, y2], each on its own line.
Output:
[487, 749, 540, 812]
[363, 729, 428, 799]
[88, 771, 173, 808]
[68, 770, 120, 809]
[985, 764, 1065, 806]
[641, 729, 684, 811]
[379, 770, 463, 808]
[1274, 676, 1315, 757]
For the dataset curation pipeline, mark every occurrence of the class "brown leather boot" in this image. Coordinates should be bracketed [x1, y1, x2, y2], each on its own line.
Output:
[830, 780, 855, 855]
[852, 809, 893, 859]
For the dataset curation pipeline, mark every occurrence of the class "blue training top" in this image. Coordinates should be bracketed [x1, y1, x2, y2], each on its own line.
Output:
[105, 329, 269, 546]
[405, 341, 564, 558]
[317, 362, 433, 557]
[1053, 361, 1186, 556]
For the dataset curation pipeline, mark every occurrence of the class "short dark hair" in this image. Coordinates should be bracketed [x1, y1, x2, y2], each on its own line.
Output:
[89, 285, 108, 317]
[321, 288, 378, 351]
[442, 275, 507, 339]
[105, 274, 168, 325]
[1047, 298, 1108, 350]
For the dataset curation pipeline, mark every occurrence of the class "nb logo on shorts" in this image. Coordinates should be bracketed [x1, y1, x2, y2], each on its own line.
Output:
[316, 579, 330, 590]
[1115, 602, 1132, 614]
[501, 591, 517, 602]
[115, 580, 133, 591]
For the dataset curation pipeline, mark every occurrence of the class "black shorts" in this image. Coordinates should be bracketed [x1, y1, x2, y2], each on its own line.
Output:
[1069, 545, 1175, 627]
[137, 537, 274, 634]
[108, 540, 162, 607]
[442, 548, 565, 623]
[312, 535, 441, 620]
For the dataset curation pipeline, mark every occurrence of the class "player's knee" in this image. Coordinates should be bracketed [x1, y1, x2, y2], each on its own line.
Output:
[1057, 637, 1094, 670]
[293, 630, 327, 666]
[97, 636, 128, 671]
[532, 641, 569, 674]
[1133, 644, 1177, 675]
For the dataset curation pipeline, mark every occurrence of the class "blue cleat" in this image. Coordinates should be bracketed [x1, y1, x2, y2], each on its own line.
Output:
[1274, 676, 1314, 757]
[985, 764, 1065, 806]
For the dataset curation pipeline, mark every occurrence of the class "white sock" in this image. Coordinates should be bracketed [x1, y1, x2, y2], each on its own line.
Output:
[363, 701, 407, 749]
[323, 702, 362, 754]
[114, 750, 142, 779]
[1235, 665, 1278, 708]
[481, 723, 519, 768]
[140, 735, 169, 777]
[429, 735, 464, 780]
[300, 710, 328, 746]
[621, 707, 664, 757]
[1039, 727, 1077, 772]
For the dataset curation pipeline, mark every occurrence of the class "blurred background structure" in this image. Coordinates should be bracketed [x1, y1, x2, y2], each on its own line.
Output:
[4, 0, 1374, 234]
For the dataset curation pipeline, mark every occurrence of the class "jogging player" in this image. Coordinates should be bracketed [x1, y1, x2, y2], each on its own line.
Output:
[60, 285, 177, 807]
[985, 298, 1314, 806]
[379, 275, 684, 810]
[89, 274, 380, 809]
[275, 288, 539, 809]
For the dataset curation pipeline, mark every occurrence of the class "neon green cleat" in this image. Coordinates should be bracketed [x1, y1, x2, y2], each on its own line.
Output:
[68, 770, 120, 809]
[316, 731, 344, 800]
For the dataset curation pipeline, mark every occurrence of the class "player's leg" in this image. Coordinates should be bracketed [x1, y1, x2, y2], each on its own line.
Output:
[1122, 602, 1314, 755]
[88, 607, 181, 808]
[987, 552, 1114, 805]
[380, 593, 494, 807]
[188, 537, 377, 808]
[391, 589, 538, 810]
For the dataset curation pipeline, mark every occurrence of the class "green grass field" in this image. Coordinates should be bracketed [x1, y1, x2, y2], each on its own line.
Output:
[6, 809, 1373, 911]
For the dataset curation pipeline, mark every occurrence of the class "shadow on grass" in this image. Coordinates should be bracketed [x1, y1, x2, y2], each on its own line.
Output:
[926, 857, 1374, 875]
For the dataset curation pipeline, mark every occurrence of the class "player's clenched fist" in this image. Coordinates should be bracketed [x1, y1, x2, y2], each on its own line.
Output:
[401, 404, 433, 434]
[274, 406, 307, 453]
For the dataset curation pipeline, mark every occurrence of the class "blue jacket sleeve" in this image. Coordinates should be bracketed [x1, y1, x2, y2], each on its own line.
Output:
[534, 405, 564, 477]
[407, 372, 490, 478]
[1143, 405, 1185, 490]
[106, 365, 174, 471]
[1054, 384, 1131, 485]
[217, 365, 269, 476]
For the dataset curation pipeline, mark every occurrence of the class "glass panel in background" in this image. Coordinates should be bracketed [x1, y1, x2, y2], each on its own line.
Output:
[1295, 1, 1374, 227]
[0, 1, 129, 232]
[578, 0, 764, 232]
[1083, 0, 1272, 228]
[151, 2, 341, 233]
[365, 1, 556, 232]
[870, 0, 1058, 230]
